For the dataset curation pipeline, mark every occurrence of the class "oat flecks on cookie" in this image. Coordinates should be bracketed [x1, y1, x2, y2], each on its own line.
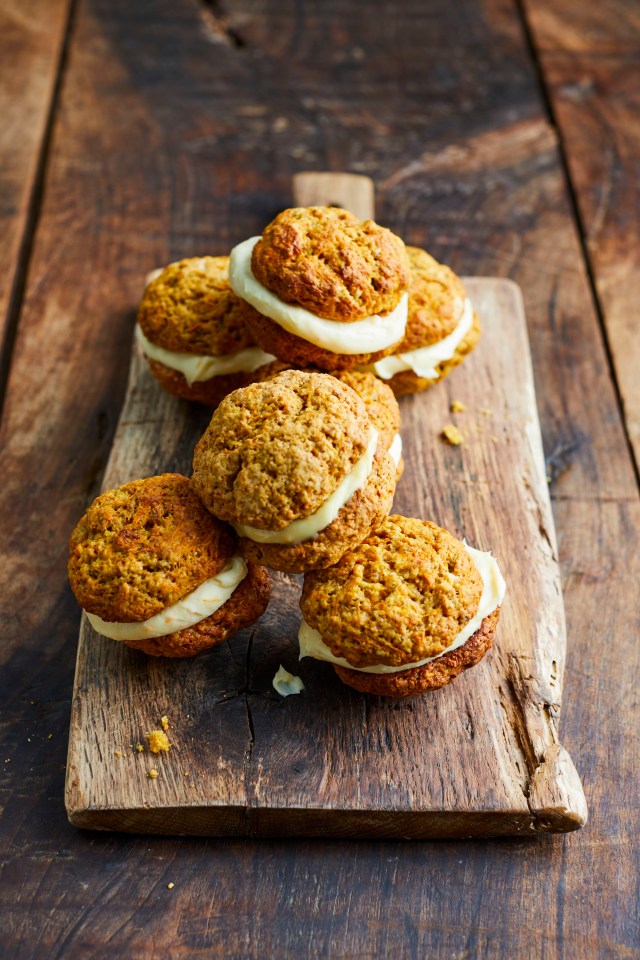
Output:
[373, 246, 481, 397]
[68, 474, 234, 623]
[301, 516, 483, 668]
[138, 256, 258, 356]
[68, 474, 270, 658]
[300, 516, 503, 698]
[192, 369, 397, 574]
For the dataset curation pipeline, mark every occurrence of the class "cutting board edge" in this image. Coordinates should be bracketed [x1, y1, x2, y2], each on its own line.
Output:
[65, 797, 586, 839]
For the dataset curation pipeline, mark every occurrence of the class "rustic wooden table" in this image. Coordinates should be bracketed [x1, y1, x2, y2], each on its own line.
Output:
[1, 1, 638, 956]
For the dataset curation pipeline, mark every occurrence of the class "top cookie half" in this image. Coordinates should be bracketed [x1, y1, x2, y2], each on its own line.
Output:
[250, 207, 410, 322]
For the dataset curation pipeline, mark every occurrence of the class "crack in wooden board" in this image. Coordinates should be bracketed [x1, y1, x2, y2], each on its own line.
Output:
[64, 278, 587, 838]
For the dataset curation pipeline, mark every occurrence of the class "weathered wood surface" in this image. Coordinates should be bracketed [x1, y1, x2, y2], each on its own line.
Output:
[1, 0, 639, 956]
[0, 0, 72, 376]
[523, 0, 640, 469]
[65, 277, 587, 838]
[293, 171, 375, 220]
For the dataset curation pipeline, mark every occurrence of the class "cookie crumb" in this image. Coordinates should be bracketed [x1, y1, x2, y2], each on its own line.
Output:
[442, 424, 464, 446]
[136, 744, 144, 753]
[148, 768, 159, 779]
[451, 400, 466, 413]
[115, 751, 122, 758]
[160, 715, 170, 731]
[167, 882, 175, 890]
[147, 730, 170, 754]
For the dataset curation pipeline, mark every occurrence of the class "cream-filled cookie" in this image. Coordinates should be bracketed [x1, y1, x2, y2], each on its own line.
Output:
[228, 207, 411, 371]
[299, 515, 505, 697]
[192, 370, 397, 573]
[136, 256, 275, 406]
[68, 474, 270, 657]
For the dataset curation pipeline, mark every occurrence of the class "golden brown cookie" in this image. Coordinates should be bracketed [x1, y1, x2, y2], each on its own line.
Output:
[301, 516, 483, 668]
[68, 474, 269, 657]
[138, 257, 257, 354]
[299, 515, 503, 697]
[241, 450, 396, 573]
[401, 247, 468, 349]
[192, 370, 396, 573]
[145, 359, 248, 407]
[252, 207, 411, 322]
[136, 256, 270, 406]
[385, 313, 481, 397]
[370, 247, 480, 397]
[247, 361, 404, 481]
[122, 562, 270, 658]
[241, 307, 402, 372]
[247, 362, 401, 459]
[333, 609, 499, 697]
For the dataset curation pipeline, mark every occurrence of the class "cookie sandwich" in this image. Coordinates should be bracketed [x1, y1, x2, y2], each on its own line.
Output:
[366, 247, 480, 396]
[136, 256, 275, 406]
[228, 206, 411, 371]
[299, 515, 505, 697]
[248, 361, 404, 480]
[192, 369, 397, 573]
[68, 474, 270, 657]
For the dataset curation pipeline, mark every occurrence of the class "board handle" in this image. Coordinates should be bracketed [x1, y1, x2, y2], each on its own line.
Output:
[293, 172, 375, 220]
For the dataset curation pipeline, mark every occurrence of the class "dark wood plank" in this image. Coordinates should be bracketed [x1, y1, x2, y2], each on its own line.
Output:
[0, 0, 72, 375]
[65, 279, 586, 838]
[522, 0, 640, 468]
[1, 0, 638, 956]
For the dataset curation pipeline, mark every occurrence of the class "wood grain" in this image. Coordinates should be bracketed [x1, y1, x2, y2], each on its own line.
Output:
[523, 0, 640, 467]
[1, 0, 639, 956]
[65, 277, 587, 838]
[293, 171, 375, 219]
[0, 0, 71, 366]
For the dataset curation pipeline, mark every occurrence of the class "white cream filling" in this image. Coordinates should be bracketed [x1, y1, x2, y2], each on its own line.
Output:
[388, 433, 402, 467]
[272, 665, 305, 697]
[229, 237, 408, 355]
[371, 298, 474, 380]
[85, 556, 248, 642]
[298, 543, 505, 674]
[135, 325, 275, 386]
[233, 427, 379, 545]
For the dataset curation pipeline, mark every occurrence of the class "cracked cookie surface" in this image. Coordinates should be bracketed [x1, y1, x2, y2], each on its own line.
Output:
[251, 206, 411, 322]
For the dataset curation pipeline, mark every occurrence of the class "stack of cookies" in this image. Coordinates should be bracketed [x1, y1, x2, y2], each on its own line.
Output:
[68, 206, 505, 699]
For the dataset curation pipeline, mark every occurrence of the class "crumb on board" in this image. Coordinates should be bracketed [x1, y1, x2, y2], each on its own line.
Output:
[161, 715, 170, 731]
[442, 424, 464, 446]
[148, 768, 159, 779]
[481, 407, 493, 417]
[450, 400, 466, 413]
[147, 730, 170, 754]
[167, 882, 175, 890]
[136, 744, 144, 752]
[114, 751, 122, 758]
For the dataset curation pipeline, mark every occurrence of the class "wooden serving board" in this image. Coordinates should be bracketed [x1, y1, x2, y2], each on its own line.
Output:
[65, 173, 586, 838]
[65, 275, 587, 838]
